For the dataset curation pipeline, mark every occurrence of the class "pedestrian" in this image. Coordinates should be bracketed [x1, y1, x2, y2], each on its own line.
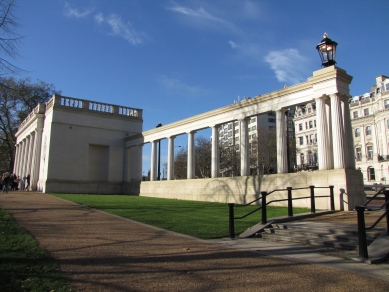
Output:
[25, 174, 30, 191]
[2, 172, 10, 194]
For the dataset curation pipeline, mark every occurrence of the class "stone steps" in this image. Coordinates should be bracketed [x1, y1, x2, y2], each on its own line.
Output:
[253, 221, 385, 252]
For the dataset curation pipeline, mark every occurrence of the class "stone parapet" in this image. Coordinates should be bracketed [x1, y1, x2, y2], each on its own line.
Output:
[137, 169, 365, 211]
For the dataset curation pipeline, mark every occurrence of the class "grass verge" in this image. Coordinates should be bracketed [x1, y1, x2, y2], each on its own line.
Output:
[0, 208, 72, 292]
[50, 194, 310, 239]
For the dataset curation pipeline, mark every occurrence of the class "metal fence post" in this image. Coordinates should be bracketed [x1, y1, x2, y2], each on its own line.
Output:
[228, 203, 235, 239]
[329, 185, 335, 211]
[384, 191, 389, 235]
[287, 187, 293, 217]
[261, 191, 267, 224]
[356, 206, 368, 259]
[310, 185, 315, 213]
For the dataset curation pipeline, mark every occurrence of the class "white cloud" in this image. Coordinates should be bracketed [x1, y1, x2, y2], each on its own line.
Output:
[167, 3, 235, 30]
[265, 49, 308, 84]
[156, 75, 209, 96]
[65, 2, 94, 18]
[94, 13, 143, 45]
[229, 41, 238, 49]
[94, 12, 104, 24]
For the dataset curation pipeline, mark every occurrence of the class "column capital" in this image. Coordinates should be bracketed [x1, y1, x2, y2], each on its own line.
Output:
[314, 94, 329, 102]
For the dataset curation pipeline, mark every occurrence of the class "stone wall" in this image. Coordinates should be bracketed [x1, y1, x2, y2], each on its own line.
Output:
[135, 169, 365, 211]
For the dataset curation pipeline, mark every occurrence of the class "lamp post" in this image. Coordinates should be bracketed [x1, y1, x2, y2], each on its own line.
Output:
[316, 33, 338, 67]
[156, 122, 162, 180]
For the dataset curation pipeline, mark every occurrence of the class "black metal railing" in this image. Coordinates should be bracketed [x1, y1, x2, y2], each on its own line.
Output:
[356, 190, 389, 259]
[228, 185, 335, 239]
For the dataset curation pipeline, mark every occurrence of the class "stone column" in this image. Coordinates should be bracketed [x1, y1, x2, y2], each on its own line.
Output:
[315, 95, 332, 170]
[18, 140, 26, 177]
[150, 140, 158, 181]
[276, 109, 288, 174]
[22, 136, 30, 177]
[211, 125, 220, 178]
[167, 136, 175, 180]
[240, 118, 250, 176]
[30, 129, 43, 190]
[341, 96, 356, 169]
[325, 101, 334, 169]
[26, 132, 35, 183]
[13, 144, 20, 175]
[187, 131, 196, 179]
[330, 93, 345, 169]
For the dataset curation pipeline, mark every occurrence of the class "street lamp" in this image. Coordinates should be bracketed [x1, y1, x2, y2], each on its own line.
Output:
[316, 33, 338, 68]
[156, 122, 162, 180]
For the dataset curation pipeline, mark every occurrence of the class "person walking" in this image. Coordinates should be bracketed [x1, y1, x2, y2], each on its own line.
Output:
[2, 172, 10, 194]
[25, 174, 30, 191]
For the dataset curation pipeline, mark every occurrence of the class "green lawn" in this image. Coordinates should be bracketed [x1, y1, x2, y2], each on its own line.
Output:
[0, 208, 72, 292]
[51, 194, 310, 239]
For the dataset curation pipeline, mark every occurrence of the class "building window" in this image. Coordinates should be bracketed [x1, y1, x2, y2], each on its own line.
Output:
[235, 145, 239, 150]
[385, 83, 389, 91]
[224, 128, 227, 134]
[234, 121, 239, 127]
[299, 137, 304, 145]
[354, 128, 360, 138]
[228, 131, 232, 137]
[387, 119, 389, 130]
[309, 134, 314, 144]
[252, 125, 256, 131]
[364, 108, 370, 116]
[300, 153, 304, 165]
[356, 148, 362, 161]
[250, 117, 256, 123]
[228, 123, 233, 130]
[385, 100, 389, 109]
[365, 126, 371, 136]
[235, 129, 239, 134]
[268, 118, 276, 123]
[367, 146, 373, 160]
[235, 137, 239, 142]
[309, 121, 313, 128]
[299, 123, 303, 131]
[353, 111, 358, 119]
[308, 108, 311, 114]
[314, 120, 316, 127]
[368, 167, 375, 181]
[252, 133, 257, 138]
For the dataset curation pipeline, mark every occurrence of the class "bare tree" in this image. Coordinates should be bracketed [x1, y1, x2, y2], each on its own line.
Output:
[251, 127, 277, 174]
[0, 77, 60, 172]
[194, 136, 211, 178]
[174, 147, 187, 179]
[219, 145, 240, 177]
[0, 0, 22, 75]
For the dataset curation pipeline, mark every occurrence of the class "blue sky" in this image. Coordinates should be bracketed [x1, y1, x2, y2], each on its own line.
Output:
[12, 0, 389, 175]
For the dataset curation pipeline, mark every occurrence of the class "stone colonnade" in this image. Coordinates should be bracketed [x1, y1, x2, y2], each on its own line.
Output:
[142, 93, 355, 181]
[13, 129, 43, 190]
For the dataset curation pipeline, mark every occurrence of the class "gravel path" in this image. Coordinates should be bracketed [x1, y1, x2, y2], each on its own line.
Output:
[1, 192, 389, 291]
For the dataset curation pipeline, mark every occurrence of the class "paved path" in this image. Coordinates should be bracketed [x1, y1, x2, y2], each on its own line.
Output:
[1, 192, 389, 291]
